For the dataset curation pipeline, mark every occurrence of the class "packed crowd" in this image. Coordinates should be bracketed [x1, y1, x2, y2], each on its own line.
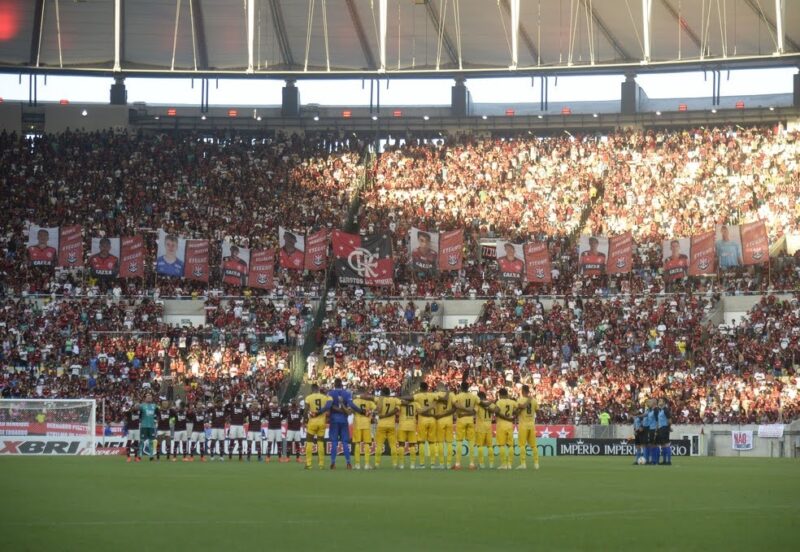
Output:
[307, 292, 800, 424]
[1, 125, 799, 427]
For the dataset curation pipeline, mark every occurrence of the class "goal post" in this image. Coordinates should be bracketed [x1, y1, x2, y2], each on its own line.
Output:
[0, 399, 97, 456]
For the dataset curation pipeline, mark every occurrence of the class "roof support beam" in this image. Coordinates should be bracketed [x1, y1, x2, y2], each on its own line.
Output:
[29, 0, 45, 67]
[743, 0, 800, 52]
[642, 0, 652, 62]
[269, 0, 295, 68]
[190, 0, 209, 70]
[113, 0, 123, 71]
[660, 0, 701, 53]
[425, 0, 458, 69]
[247, 0, 255, 72]
[774, 0, 784, 53]
[582, 0, 633, 61]
[500, 0, 539, 65]
[345, 0, 376, 70]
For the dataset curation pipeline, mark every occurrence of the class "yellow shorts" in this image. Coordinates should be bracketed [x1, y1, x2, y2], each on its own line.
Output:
[353, 428, 372, 443]
[375, 426, 397, 445]
[417, 417, 436, 442]
[397, 429, 417, 443]
[475, 429, 492, 447]
[307, 419, 326, 438]
[437, 419, 454, 442]
[455, 418, 475, 441]
[496, 424, 514, 446]
[517, 425, 536, 448]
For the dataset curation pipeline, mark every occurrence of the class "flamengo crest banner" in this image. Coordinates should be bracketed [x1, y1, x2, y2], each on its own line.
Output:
[58, 225, 83, 268]
[248, 248, 275, 290]
[333, 230, 393, 286]
[304, 228, 328, 271]
[606, 232, 633, 275]
[184, 240, 210, 283]
[439, 230, 464, 272]
[524, 242, 552, 283]
[119, 236, 144, 278]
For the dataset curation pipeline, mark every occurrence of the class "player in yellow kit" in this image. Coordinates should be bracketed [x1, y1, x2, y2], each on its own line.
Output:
[494, 388, 517, 470]
[304, 383, 329, 469]
[412, 382, 438, 468]
[372, 387, 401, 469]
[451, 381, 479, 470]
[351, 386, 376, 470]
[434, 384, 455, 468]
[515, 384, 539, 470]
[397, 397, 418, 469]
[474, 391, 495, 468]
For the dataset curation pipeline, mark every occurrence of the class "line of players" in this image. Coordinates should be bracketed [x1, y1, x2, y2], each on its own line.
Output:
[304, 381, 541, 470]
[123, 395, 306, 463]
[632, 398, 672, 465]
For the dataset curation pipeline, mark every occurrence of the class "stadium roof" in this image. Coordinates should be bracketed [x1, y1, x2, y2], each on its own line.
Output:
[0, 0, 799, 79]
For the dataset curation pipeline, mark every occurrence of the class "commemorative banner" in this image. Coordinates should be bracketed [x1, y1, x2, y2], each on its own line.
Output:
[119, 236, 145, 279]
[607, 232, 633, 275]
[740, 220, 769, 266]
[89, 237, 121, 277]
[688, 230, 716, 276]
[662, 238, 691, 281]
[556, 438, 691, 456]
[27, 224, 59, 268]
[304, 228, 328, 271]
[757, 424, 784, 438]
[578, 236, 608, 276]
[495, 241, 525, 281]
[248, 248, 275, 290]
[184, 239, 210, 283]
[58, 225, 83, 268]
[715, 225, 744, 270]
[279, 227, 306, 270]
[221, 241, 250, 287]
[409, 227, 439, 275]
[524, 242, 552, 283]
[156, 230, 186, 278]
[333, 230, 393, 286]
[439, 230, 464, 272]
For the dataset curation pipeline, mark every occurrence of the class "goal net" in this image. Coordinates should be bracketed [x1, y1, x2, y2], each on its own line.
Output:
[0, 399, 97, 456]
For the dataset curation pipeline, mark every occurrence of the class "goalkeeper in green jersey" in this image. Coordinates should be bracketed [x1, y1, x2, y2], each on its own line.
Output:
[139, 393, 157, 461]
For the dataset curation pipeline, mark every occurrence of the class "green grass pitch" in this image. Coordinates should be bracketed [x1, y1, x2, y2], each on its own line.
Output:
[1, 456, 798, 551]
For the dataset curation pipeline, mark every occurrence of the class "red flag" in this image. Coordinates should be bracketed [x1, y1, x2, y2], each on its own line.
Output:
[438, 230, 464, 272]
[688, 230, 716, 276]
[332, 230, 360, 259]
[304, 228, 328, 271]
[248, 249, 275, 290]
[184, 240, 209, 282]
[606, 232, 633, 274]
[524, 242, 552, 283]
[119, 236, 144, 279]
[58, 225, 83, 268]
[741, 220, 769, 265]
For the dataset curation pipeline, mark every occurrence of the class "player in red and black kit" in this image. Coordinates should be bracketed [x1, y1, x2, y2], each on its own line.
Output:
[226, 397, 248, 461]
[209, 400, 228, 460]
[279, 231, 305, 269]
[155, 401, 172, 461]
[265, 398, 287, 463]
[89, 237, 119, 277]
[286, 399, 304, 463]
[187, 403, 207, 461]
[498, 242, 524, 280]
[663, 239, 689, 281]
[124, 404, 141, 462]
[171, 404, 189, 461]
[222, 245, 248, 287]
[411, 231, 438, 275]
[580, 236, 607, 276]
[28, 228, 57, 267]
[246, 402, 266, 462]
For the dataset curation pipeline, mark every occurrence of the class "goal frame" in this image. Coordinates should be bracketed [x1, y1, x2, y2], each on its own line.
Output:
[0, 398, 97, 456]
